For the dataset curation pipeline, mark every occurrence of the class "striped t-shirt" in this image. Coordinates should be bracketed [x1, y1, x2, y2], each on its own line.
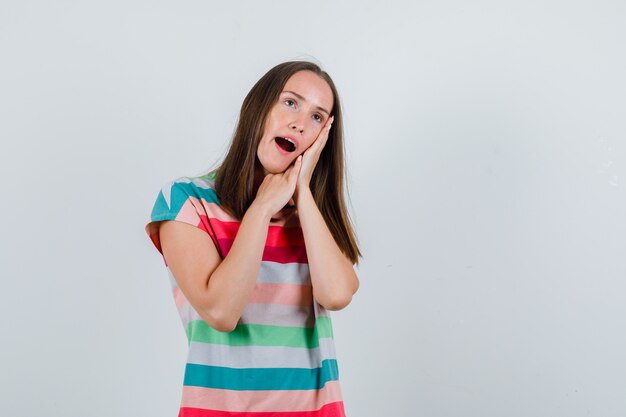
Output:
[145, 171, 347, 417]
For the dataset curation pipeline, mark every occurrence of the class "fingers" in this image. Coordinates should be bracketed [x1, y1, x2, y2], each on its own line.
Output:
[286, 155, 302, 180]
[293, 154, 302, 175]
[317, 115, 334, 148]
[282, 155, 301, 181]
[299, 116, 334, 161]
[284, 155, 298, 173]
[325, 116, 334, 134]
[258, 158, 301, 213]
[321, 115, 333, 131]
[313, 116, 334, 146]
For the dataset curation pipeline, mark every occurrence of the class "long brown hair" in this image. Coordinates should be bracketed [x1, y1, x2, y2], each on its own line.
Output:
[214, 61, 362, 265]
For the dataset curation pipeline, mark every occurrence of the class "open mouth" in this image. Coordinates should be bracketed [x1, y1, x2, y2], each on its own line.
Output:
[275, 137, 296, 152]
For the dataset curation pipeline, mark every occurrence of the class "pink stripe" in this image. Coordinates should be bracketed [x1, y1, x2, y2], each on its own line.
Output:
[177, 198, 208, 227]
[171, 277, 312, 311]
[172, 281, 311, 310]
[180, 380, 343, 412]
[177, 199, 223, 255]
[173, 286, 190, 309]
[193, 197, 237, 222]
[248, 282, 313, 307]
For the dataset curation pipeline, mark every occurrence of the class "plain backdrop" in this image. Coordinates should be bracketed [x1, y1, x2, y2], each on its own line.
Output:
[1, 1, 625, 416]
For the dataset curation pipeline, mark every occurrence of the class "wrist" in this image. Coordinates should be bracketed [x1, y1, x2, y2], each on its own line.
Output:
[247, 201, 274, 223]
[295, 186, 313, 206]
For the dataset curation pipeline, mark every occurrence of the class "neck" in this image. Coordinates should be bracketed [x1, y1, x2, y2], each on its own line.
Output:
[253, 166, 265, 189]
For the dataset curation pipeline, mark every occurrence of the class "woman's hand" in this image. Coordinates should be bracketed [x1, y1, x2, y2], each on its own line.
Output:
[252, 155, 302, 218]
[294, 116, 334, 202]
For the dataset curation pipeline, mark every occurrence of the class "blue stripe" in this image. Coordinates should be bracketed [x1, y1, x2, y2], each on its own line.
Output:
[183, 359, 340, 391]
[170, 180, 220, 208]
[150, 179, 220, 222]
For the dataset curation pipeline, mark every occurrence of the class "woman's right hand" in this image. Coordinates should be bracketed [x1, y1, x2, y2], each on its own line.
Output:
[252, 155, 302, 218]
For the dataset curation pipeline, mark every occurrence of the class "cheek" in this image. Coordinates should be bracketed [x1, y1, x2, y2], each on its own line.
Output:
[303, 137, 317, 151]
[307, 124, 322, 139]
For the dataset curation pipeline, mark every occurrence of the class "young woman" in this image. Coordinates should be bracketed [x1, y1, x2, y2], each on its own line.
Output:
[145, 61, 361, 416]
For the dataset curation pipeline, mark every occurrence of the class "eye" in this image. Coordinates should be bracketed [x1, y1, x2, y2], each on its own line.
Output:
[313, 114, 323, 123]
[284, 99, 296, 107]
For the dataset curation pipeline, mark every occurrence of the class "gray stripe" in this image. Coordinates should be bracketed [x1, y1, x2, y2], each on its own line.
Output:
[257, 261, 311, 285]
[177, 301, 329, 328]
[177, 302, 200, 328]
[166, 259, 310, 289]
[313, 298, 331, 318]
[167, 268, 177, 289]
[187, 338, 337, 369]
[240, 303, 315, 327]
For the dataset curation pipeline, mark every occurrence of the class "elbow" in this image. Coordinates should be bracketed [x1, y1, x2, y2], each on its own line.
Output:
[211, 320, 238, 333]
[324, 296, 352, 311]
[320, 274, 359, 311]
[322, 293, 354, 311]
[200, 308, 239, 333]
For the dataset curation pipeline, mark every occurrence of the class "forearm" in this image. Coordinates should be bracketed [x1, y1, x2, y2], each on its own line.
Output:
[204, 203, 272, 330]
[296, 189, 359, 310]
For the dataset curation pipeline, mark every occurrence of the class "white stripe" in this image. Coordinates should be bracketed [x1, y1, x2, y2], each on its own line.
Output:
[161, 179, 175, 208]
[186, 338, 337, 369]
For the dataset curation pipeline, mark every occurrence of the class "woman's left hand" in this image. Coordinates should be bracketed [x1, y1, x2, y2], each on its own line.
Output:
[294, 116, 334, 203]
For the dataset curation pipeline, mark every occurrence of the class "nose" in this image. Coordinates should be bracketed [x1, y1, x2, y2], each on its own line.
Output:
[289, 118, 305, 134]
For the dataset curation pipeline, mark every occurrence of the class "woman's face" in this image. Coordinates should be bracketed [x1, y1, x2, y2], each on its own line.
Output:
[257, 70, 334, 175]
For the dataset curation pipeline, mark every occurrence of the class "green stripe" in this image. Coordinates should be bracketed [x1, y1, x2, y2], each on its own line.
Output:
[183, 359, 340, 391]
[199, 171, 217, 181]
[316, 316, 333, 338]
[186, 317, 334, 348]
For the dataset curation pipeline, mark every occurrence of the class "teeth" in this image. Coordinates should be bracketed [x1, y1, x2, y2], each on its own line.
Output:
[283, 137, 295, 146]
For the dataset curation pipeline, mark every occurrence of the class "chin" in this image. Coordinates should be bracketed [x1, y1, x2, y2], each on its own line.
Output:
[271, 159, 296, 174]
[260, 164, 284, 175]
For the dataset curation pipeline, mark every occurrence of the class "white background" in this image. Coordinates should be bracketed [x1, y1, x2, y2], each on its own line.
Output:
[1, 1, 625, 416]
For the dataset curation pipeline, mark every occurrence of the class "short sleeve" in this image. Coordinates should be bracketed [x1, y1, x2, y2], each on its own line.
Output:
[144, 177, 221, 259]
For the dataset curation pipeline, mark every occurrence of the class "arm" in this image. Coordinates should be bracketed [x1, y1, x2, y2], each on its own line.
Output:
[159, 161, 301, 333]
[159, 203, 273, 332]
[296, 188, 359, 311]
[293, 115, 359, 310]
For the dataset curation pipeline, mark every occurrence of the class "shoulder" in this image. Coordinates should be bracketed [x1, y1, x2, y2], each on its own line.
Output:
[146, 170, 224, 256]
[162, 171, 219, 204]
[149, 171, 220, 219]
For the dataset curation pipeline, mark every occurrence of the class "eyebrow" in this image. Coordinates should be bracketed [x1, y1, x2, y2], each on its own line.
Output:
[282, 90, 331, 116]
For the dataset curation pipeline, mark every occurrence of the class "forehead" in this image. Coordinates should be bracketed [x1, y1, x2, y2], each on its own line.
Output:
[282, 70, 334, 114]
